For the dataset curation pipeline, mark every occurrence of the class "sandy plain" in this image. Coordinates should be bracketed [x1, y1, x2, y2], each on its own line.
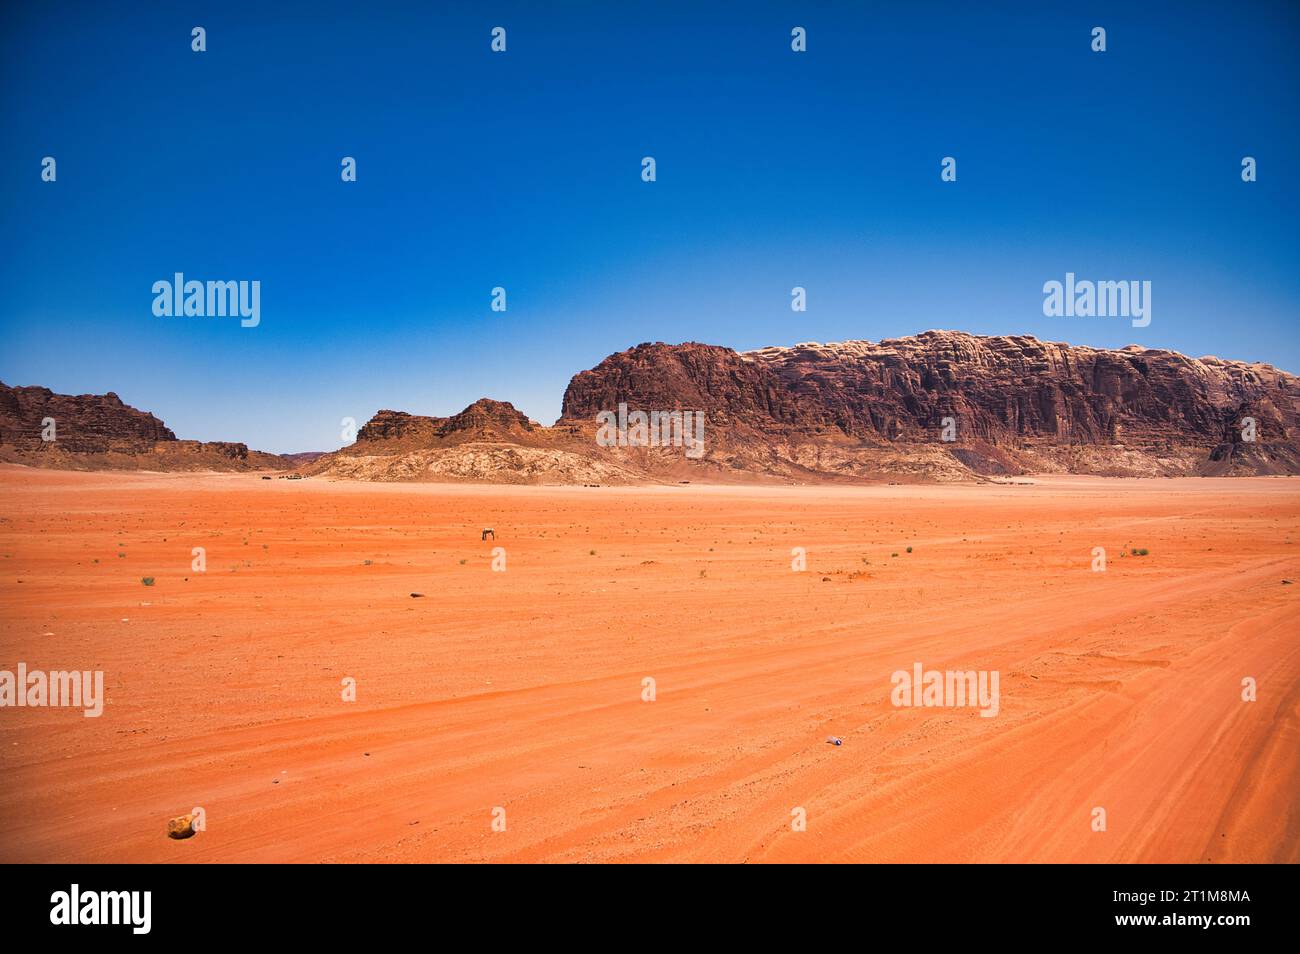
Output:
[0, 467, 1297, 863]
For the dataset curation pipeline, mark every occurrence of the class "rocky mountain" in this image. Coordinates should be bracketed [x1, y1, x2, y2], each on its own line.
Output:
[355, 399, 539, 448]
[306, 398, 638, 484]
[8, 332, 1299, 481]
[0, 384, 176, 448]
[0, 381, 290, 472]
[556, 332, 1300, 479]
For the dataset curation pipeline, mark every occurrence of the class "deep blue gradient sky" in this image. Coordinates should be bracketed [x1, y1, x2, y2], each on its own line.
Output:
[2, 1, 1297, 452]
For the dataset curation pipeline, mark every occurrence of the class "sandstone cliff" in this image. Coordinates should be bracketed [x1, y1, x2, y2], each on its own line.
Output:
[557, 332, 1300, 479]
[0, 382, 289, 472]
[10, 331, 1298, 482]
[307, 399, 635, 484]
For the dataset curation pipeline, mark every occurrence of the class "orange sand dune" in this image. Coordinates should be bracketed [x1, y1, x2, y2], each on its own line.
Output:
[0, 467, 1296, 863]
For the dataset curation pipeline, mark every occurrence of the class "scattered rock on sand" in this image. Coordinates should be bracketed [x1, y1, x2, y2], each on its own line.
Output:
[167, 813, 198, 839]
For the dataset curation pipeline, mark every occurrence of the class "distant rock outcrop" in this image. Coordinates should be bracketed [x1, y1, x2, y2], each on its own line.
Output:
[355, 399, 538, 449]
[309, 398, 636, 484]
[556, 332, 1300, 479]
[10, 331, 1299, 481]
[0, 384, 176, 449]
[0, 381, 290, 472]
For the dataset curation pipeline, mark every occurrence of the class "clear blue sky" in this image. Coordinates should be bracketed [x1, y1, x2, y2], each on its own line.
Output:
[2, 1, 1297, 453]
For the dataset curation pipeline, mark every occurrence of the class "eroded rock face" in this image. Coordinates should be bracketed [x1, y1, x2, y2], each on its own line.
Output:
[321, 332, 1300, 481]
[355, 410, 444, 447]
[318, 399, 595, 482]
[561, 342, 821, 439]
[0, 381, 287, 472]
[0, 383, 175, 451]
[355, 399, 537, 449]
[559, 332, 1300, 477]
[11, 331, 1298, 482]
[442, 398, 535, 437]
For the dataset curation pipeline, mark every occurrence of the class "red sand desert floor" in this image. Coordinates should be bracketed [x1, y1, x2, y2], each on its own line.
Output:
[1, 468, 1297, 862]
